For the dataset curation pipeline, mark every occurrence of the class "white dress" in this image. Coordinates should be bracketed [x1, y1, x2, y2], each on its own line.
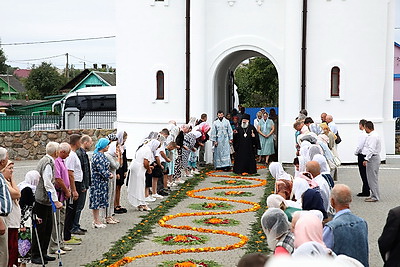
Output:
[127, 146, 152, 207]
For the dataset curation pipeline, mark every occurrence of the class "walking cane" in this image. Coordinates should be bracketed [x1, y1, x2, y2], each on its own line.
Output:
[48, 192, 63, 266]
[32, 213, 45, 267]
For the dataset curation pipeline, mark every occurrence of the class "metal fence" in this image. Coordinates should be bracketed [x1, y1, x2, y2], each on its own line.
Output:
[0, 115, 62, 132]
[0, 111, 117, 132]
[77, 111, 117, 129]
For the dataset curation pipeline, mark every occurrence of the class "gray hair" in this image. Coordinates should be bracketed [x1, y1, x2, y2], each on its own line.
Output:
[58, 142, 71, 152]
[46, 142, 59, 156]
[0, 147, 7, 161]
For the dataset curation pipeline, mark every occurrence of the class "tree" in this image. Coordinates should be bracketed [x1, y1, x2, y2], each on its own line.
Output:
[0, 48, 10, 74]
[234, 57, 279, 107]
[24, 62, 65, 99]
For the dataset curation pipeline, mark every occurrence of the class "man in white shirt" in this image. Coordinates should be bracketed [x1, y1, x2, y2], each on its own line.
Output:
[65, 134, 84, 238]
[326, 115, 338, 135]
[362, 121, 381, 202]
[306, 161, 331, 212]
[354, 119, 369, 197]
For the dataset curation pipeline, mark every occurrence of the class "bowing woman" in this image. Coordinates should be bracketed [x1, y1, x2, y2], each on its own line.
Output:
[233, 114, 260, 175]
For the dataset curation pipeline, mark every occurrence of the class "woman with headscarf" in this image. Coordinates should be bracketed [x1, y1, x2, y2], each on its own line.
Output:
[181, 130, 200, 178]
[257, 112, 275, 165]
[114, 130, 128, 214]
[302, 188, 328, 220]
[127, 139, 160, 211]
[2, 161, 21, 267]
[266, 194, 301, 222]
[89, 138, 113, 228]
[187, 130, 202, 175]
[104, 139, 122, 224]
[292, 214, 334, 258]
[269, 162, 292, 181]
[17, 170, 40, 265]
[173, 124, 191, 184]
[261, 208, 295, 255]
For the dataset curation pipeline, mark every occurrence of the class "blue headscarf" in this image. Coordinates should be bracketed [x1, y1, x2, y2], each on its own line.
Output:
[302, 188, 328, 219]
[94, 138, 110, 154]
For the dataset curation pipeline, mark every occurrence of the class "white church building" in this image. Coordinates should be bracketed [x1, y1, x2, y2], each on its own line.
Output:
[116, 0, 395, 163]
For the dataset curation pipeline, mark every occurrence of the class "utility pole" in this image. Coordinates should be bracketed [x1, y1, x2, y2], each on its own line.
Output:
[65, 53, 69, 78]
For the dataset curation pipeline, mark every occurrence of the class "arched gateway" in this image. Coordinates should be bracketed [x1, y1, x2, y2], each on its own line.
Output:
[116, 0, 395, 163]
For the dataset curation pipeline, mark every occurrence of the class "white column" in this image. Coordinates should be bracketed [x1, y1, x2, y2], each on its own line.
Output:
[190, 0, 207, 119]
[279, 0, 303, 162]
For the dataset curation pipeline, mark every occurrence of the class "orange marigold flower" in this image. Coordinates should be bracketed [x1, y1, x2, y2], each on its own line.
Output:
[173, 235, 188, 242]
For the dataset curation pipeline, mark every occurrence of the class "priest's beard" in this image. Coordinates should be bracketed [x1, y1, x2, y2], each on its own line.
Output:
[241, 121, 249, 128]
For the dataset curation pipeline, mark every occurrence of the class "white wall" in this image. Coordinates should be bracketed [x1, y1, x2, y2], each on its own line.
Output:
[116, 0, 395, 162]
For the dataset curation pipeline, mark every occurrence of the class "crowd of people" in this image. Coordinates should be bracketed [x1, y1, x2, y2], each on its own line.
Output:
[0, 106, 399, 266]
[0, 132, 129, 266]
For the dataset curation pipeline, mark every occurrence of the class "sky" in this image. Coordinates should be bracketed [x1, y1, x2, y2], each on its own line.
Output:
[0, 0, 399, 70]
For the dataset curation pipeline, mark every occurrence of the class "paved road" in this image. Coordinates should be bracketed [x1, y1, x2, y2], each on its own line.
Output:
[11, 157, 399, 266]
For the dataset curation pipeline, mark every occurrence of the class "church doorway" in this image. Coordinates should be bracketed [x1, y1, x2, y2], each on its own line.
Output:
[212, 49, 279, 161]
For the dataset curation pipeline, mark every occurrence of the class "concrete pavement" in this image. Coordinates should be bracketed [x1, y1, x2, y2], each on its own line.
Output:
[11, 157, 400, 266]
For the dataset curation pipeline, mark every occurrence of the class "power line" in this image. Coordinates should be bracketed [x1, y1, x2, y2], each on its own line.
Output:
[1, 36, 115, 46]
[7, 54, 65, 62]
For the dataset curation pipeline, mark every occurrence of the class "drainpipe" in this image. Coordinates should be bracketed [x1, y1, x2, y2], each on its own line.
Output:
[301, 0, 307, 109]
[185, 0, 191, 123]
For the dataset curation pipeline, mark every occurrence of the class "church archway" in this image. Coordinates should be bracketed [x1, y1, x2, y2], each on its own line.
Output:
[212, 49, 280, 115]
[212, 48, 280, 161]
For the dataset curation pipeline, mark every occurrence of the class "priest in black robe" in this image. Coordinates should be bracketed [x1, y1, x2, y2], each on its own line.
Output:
[233, 114, 261, 174]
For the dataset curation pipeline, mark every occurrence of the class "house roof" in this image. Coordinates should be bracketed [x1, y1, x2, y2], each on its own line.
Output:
[0, 75, 26, 93]
[395, 42, 400, 48]
[59, 69, 91, 93]
[93, 71, 116, 86]
[13, 69, 31, 79]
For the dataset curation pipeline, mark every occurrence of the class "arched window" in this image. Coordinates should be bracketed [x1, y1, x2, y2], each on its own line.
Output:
[156, 70, 164, 100]
[331, 66, 340, 97]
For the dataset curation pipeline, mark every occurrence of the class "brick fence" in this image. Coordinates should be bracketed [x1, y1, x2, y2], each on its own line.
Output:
[0, 129, 115, 160]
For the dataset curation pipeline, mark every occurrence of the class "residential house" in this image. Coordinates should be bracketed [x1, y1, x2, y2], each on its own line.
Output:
[0, 75, 26, 100]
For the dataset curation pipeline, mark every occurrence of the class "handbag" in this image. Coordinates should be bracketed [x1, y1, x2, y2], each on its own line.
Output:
[335, 131, 342, 144]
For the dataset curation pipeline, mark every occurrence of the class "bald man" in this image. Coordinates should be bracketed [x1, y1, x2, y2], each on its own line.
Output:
[323, 184, 369, 267]
[306, 161, 331, 212]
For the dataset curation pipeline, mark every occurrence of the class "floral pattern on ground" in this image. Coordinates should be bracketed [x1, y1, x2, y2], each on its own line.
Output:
[153, 234, 209, 246]
[214, 191, 255, 197]
[188, 202, 234, 210]
[193, 217, 240, 227]
[212, 180, 252, 186]
[158, 259, 222, 267]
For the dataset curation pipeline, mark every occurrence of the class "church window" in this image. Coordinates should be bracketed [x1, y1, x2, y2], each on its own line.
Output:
[330, 66, 340, 97]
[156, 70, 164, 100]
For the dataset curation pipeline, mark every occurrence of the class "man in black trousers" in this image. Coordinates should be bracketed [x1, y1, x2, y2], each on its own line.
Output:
[354, 119, 369, 197]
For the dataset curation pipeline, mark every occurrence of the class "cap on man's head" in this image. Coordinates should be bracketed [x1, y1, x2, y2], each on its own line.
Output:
[242, 114, 250, 120]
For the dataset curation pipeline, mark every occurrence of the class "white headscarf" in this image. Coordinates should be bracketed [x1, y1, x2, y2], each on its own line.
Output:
[261, 208, 291, 250]
[107, 141, 118, 157]
[292, 177, 310, 202]
[18, 170, 40, 193]
[266, 194, 287, 209]
[312, 154, 331, 174]
[308, 145, 323, 161]
[292, 241, 333, 258]
[191, 130, 202, 139]
[269, 162, 292, 181]
[146, 139, 160, 152]
[116, 130, 126, 153]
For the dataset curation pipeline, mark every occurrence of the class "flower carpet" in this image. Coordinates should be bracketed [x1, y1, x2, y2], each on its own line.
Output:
[88, 165, 272, 267]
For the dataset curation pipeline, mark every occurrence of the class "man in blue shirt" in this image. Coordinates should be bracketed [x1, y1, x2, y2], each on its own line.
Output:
[0, 147, 12, 267]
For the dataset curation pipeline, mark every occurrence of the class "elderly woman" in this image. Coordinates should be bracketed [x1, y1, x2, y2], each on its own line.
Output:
[89, 138, 113, 229]
[127, 139, 160, 211]
[266, 194, 301, 222]
[2, 160, 21, 267]
[261, 208, 294, 255]
[173, 124, 191, 184]
[257, 112, 275, 165]
[114, 130, 128, 214]
[17, 170, 40, 265]
[292, 213, 334, 258]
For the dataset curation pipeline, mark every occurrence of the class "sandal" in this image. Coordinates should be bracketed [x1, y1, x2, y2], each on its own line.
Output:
[114, 206, 127, 214]
[106, 217, 118, 224]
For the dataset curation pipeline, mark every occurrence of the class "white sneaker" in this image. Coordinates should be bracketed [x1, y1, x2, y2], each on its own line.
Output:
[61, 246, 72, 251]
[152, 193, 164, 199]
[177, 179, 186, 184]
[145, 196, 156, 202]
[192, 170, 200, 175]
